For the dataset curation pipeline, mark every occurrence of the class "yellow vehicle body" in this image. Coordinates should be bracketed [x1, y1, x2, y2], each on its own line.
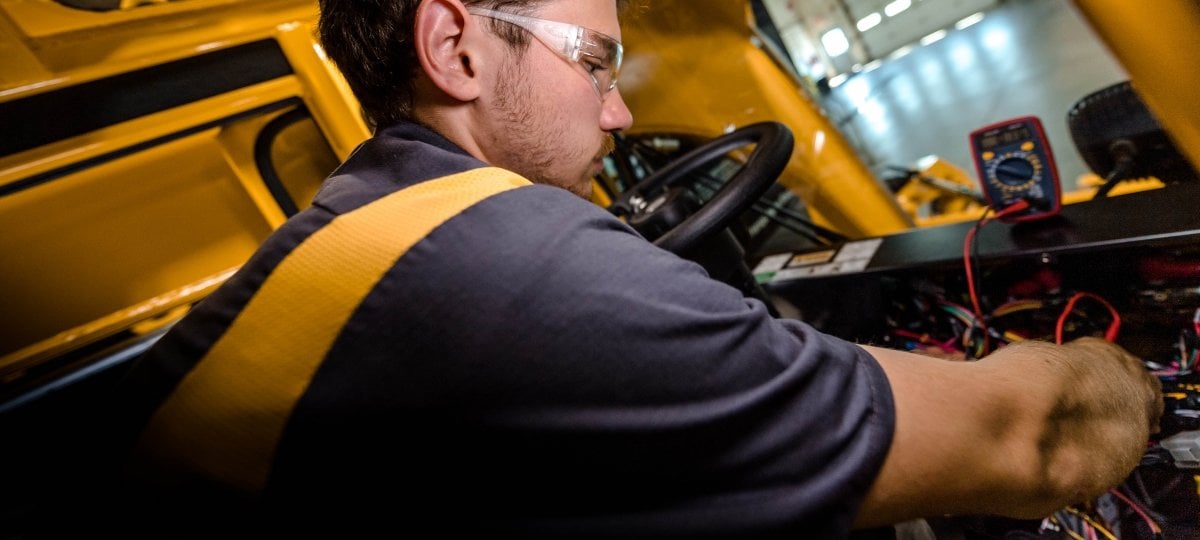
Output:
[2, 0, 1199, 389]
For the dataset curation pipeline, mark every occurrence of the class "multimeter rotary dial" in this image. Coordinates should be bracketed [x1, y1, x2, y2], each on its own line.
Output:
[986, 151, 1043, 193]
[970, 117, 1060, 221]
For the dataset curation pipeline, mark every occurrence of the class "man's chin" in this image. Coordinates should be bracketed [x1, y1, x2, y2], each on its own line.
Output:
[569, 178, 594, 199]
[530, 161, 603, 199]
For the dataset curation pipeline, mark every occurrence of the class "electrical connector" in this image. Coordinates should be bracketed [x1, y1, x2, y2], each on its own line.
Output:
[1159, 430, 1200, 468]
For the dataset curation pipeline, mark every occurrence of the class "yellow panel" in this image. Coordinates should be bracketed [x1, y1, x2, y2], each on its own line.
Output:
[269, 118, 341, 210]
[0, 127, 274, 357]
[0, 77, 305, 186]
[0, 270, 233, 378]
[275, 21, 370, 160]
[0, 2, 359, 376]
[0, 0, 318, 96]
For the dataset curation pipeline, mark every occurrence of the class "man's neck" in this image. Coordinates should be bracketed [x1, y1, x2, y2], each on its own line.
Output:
[411, 90, 489, 165]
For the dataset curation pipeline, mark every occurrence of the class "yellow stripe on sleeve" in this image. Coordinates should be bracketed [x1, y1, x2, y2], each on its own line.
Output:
[133, 167, 530, 494]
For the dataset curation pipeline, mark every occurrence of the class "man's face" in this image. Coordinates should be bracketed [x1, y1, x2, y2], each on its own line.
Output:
[478, 0, 633, 198]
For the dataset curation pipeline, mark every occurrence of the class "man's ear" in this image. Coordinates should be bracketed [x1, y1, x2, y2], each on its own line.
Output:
[414, 0, 483, 102]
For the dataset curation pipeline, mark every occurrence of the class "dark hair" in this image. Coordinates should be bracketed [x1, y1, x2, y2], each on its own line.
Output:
[316, 0, 561, 129]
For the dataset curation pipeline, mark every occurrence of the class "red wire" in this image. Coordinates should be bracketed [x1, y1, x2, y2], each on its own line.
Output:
[893, 329, 959, 353]
[963, 220, 987, 320]
[1107, 488, 1162, 534]
[1054, 291, 1122, 344]
[962, 221, 990, 355]
[962, 201, 1031, 355]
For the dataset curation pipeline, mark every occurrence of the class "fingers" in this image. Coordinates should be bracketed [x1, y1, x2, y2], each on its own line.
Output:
[1064, 337, 1163, 436]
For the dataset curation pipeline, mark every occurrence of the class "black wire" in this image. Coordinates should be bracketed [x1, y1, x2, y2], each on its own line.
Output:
[1092, 153, 1136, 200]
[965, 209, 993, 360]
[756, 197, 849, 243]
[688, 174, 829, 245]
[689, 174, 845, 245]
[749, 201, 829, 245]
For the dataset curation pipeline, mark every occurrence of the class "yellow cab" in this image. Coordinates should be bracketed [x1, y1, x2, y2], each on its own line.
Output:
[1, 0, 1198, 537]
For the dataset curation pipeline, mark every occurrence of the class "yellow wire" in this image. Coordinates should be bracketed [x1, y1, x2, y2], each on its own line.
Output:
[993, 300, 1043, 317]
[1049, 515, 1087, 540]
[1063, 507, 1117, 540]
[1002, 331, 1027, 342]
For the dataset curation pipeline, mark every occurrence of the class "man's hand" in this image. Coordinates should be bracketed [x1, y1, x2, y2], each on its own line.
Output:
[980, 337, 1163, 512]
[856, 337, 1163, 527]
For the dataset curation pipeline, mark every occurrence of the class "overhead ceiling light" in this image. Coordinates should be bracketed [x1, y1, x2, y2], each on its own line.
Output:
[955, 12, 985, 30]
[821, 28, 850, 57]
[828, 73, 849, 88]
[920, 29, 947, 46]
[884, 0, 911, 17]
[857, 12, 882, 32]
[889, 45, 914, 60]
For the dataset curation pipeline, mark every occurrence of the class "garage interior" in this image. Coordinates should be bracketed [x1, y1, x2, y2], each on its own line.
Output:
[764, 0, 1126, 191]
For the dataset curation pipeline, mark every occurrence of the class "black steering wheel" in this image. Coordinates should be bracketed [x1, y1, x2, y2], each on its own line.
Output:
[608, 121, 795, 255]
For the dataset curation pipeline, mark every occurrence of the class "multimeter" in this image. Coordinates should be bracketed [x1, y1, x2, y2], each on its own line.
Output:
[969, 116, 1062, 222]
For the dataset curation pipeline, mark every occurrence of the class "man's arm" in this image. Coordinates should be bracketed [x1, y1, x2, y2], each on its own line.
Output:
[853, 337, 1162, 528]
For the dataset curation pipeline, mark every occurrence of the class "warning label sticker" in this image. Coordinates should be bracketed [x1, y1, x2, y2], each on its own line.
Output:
[753, 238, 883, 283]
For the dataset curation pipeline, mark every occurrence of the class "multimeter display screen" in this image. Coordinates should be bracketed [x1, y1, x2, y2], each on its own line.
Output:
[979, 125, 1031, 150]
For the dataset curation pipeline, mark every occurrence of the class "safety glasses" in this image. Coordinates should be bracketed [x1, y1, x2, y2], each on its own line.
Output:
[468, 7, 623, 99]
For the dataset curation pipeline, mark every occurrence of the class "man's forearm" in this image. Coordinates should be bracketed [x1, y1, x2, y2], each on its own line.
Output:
[853, 338, 1159, 527]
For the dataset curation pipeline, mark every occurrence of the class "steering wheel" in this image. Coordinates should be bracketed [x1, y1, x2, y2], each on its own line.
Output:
[608, 121, 795, 255]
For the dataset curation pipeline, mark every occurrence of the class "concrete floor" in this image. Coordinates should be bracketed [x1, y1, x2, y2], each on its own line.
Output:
[821, 0, 1128, 191]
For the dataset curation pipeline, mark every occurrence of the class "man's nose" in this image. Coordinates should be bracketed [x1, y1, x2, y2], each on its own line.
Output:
[601, 89, 634, 132]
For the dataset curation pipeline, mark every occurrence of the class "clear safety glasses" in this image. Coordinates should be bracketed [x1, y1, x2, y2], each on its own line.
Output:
[468, 7, 623, 99]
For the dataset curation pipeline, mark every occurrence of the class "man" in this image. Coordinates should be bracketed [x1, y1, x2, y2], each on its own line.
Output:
[110, 0, 1161, 537]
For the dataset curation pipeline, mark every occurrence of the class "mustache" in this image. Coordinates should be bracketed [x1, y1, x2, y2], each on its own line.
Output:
[594, 134, 617, 160]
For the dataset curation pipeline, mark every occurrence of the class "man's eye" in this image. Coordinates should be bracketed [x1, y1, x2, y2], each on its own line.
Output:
[584, 59, 608, 74]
